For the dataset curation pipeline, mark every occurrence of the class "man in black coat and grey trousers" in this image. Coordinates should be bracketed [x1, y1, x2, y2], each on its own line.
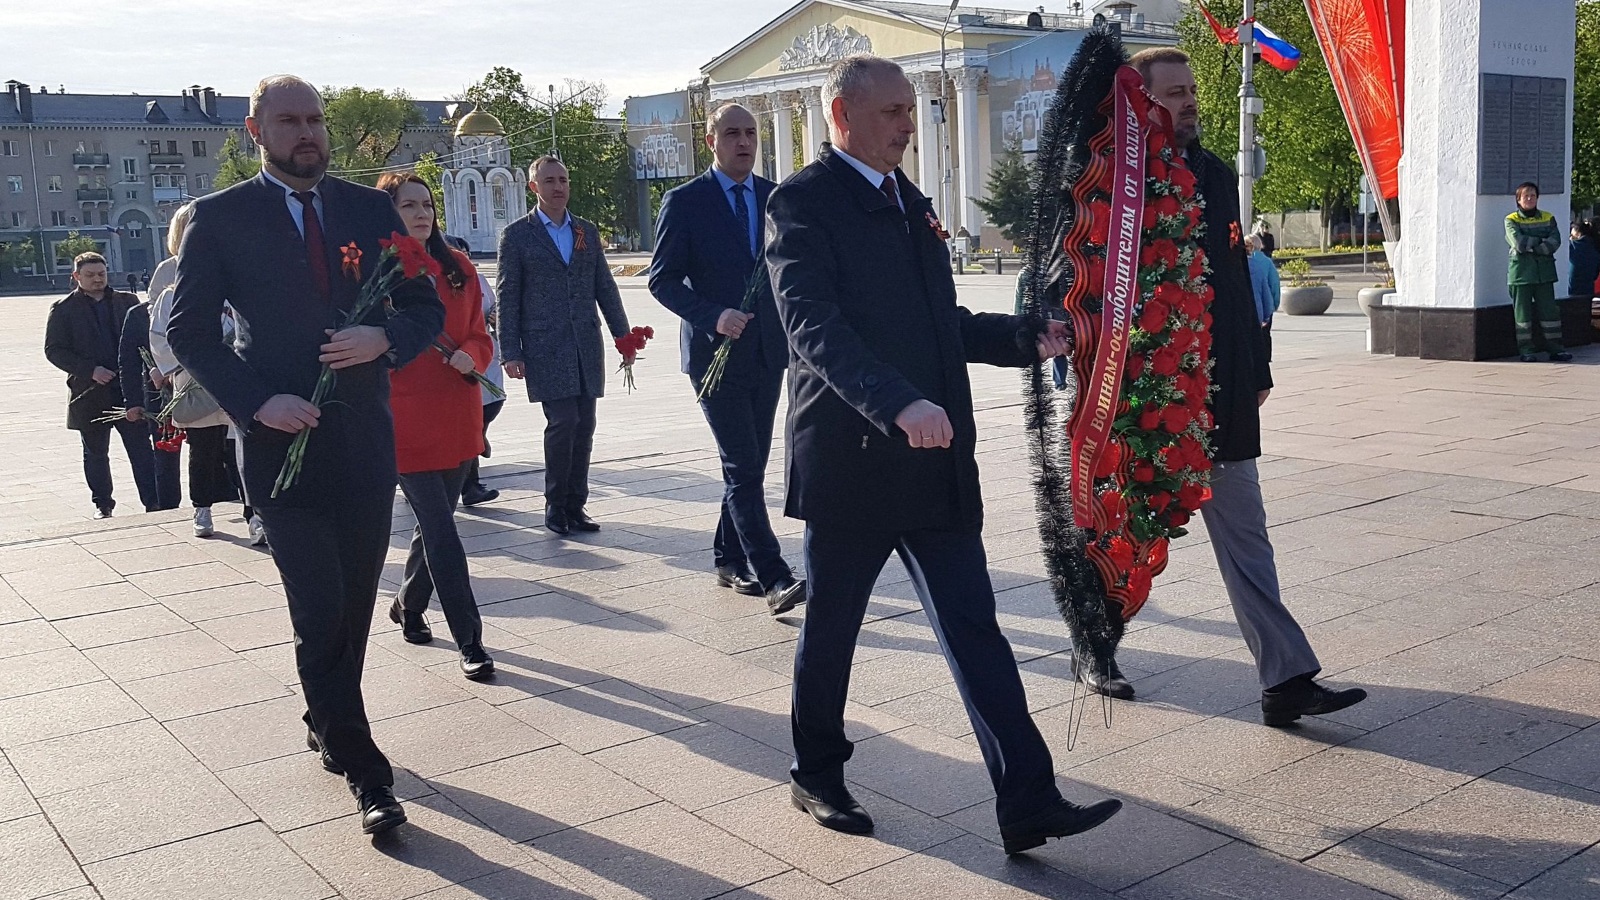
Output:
[766, 54, 1122, 855]
[43, 251, 159, 518]
[1120, 47, 1366, 726]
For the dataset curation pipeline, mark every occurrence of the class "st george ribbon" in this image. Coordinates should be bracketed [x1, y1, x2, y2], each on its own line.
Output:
[1069, 65, 1148, 528]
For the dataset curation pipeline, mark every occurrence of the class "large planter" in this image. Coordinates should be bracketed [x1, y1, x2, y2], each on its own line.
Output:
[1282, 284, 1334, 316]
[1357, 287, 1395, 317]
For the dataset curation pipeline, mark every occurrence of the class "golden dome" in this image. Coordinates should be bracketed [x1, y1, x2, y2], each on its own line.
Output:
[454, 104, 505, 137]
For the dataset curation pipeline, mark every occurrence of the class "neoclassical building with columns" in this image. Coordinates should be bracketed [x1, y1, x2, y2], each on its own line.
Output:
[631, 0, 1177, 249]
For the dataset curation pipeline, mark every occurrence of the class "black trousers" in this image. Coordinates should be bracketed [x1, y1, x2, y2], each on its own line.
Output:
[463, 399, 504, 492]
[148, 421, 182, 511]
[257, 490, 395, 793]
[398, 462, 483, 647]
[541, 394, 597, 512]
[695, 364, 786, 585]
[185, 425, 241, 508]
[792, 523, 1060, 826]
[79, 419, 159, 512]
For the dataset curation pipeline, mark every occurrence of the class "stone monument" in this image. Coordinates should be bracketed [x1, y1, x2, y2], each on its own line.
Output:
[1376, 0, 1584, 359]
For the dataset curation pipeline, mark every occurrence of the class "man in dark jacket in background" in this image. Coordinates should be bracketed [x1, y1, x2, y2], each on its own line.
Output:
[767, 54, 1121, 855]
[43, 251, 158, 518]
[118, 295, 182, 510]
[1120, 47, 1366, 726]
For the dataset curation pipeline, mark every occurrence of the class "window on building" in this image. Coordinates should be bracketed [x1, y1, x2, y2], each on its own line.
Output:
[122, 158, 138, 181]
[77, 175, 89, 188]
[153, 174, 169, 188]
[75, 140, 87, 153]
[8, 212, 23, 227]
[47, 176, 62, 193]
[174, 173, 187, 190]
[492, 181, 508, 220]
[192, 140, 207, 158]
[1, 140, 17, 156]
[94, 175, 106, 188]
[125, 188, 139, 201]
[98, 210, 109, 226]
[44, 140, 56, 156]
[6, 176, 20, 194]
[195, 173, 208, 191]
[467, 180, 479, 230]
[93, 141, 104, 154]
[166, 140, 178, 156]
[50, 211, 67, 227]
[127, 221, 143, 238]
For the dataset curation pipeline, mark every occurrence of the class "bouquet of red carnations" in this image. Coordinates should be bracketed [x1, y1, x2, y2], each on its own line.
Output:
[614, 325, 654, 393]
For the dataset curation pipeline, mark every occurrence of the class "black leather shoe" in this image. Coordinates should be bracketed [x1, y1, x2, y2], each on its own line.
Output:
[1550, 351, 1574, 362]
[357, 786, 407, 835]
[791, 780, 873, 834]
[716, 565, 763, 596]
[461, 485, 499, 507]
[1073, 655, 1135, 700]
[306, 728, 343, 775]
[1000, 797, 1123, 855]
[1261, 676, 1367, 727]
[766, 575, 808, 616]
[460, 642, 495, 681]
[545, 507, 571, 535]
[1519, 353, 1540, 362]
[93, 505, 113, 519]
[567, 508, 600, 532]
[388, 599, 432, 644]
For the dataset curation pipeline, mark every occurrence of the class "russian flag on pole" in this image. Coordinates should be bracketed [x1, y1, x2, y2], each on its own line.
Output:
[1253, 22, 1303, 71]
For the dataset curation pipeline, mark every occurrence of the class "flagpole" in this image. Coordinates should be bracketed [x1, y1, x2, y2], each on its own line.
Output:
[1238, 0, 1259, 228]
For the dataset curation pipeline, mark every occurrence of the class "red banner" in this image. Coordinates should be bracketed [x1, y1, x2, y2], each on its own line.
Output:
[1303, 0, 1403, 200]
[1070, 66, 1147, 528]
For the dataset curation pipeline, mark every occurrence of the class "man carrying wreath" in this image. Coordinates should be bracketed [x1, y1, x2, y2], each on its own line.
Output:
[169, 75, 444, 835]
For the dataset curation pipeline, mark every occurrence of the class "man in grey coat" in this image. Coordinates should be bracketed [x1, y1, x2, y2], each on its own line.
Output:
[497, 155, 630, 535]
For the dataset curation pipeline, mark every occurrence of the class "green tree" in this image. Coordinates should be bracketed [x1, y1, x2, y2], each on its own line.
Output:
[974, 141, 1033, 247]
[412, 151, 447, 230]
[323, 86, 424, 185]
[0, 238, 35, 282]
[213, 132, 260, 190]
[1575, 1, 1599, 210]
[54, 231, 100, 266]
[1177, 0, 1361, 235]
[462, 68, 632, 239]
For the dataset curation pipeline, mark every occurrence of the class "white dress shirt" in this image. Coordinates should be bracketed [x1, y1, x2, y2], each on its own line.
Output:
[261, 167, 324, 239]
[831, 145, 903, 212]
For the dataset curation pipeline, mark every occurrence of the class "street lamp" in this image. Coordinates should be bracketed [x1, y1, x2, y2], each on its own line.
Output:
[936, 0, 960, 228]
[530, 83, 599, 160]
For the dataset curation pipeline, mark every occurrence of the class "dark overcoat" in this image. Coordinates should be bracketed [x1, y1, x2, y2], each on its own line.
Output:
[43, 287, 140, 430]
[495, 211, 630, 403]
[766, 148, 1036, 533]
[1189, 145, 1273, 462]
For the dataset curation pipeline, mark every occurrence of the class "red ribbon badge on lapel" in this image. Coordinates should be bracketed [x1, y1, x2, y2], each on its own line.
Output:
[925, 211, 951, 240]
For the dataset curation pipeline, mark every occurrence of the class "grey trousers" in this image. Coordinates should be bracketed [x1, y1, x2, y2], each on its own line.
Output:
[1200, 458, 1321, 689]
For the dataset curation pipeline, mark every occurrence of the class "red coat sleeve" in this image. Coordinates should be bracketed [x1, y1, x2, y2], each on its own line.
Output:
[455, 254, 494, 372]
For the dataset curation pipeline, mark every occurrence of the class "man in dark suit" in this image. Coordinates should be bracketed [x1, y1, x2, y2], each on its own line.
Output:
[497, 156, 630, 535]
[1110, 48, 1365, 725]
[44, 252, 159, 518]
[766, 54, 1121, 855]
[169, 75, 444, 836]
[648, 102, 804, 615]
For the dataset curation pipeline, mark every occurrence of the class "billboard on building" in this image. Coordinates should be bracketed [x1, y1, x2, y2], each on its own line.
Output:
[624, 91, 695, 181]
[986, 31, 1086, 158]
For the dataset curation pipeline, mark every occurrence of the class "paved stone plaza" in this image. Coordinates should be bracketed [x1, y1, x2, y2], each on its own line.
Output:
[1, 267, 1598, 899]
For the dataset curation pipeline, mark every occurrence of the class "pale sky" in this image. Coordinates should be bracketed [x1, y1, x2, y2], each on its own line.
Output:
[7, 0, 1061, 115]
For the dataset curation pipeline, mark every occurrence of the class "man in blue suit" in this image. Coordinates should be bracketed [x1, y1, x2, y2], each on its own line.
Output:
[169, 75, 444, 836]
[767, 55, 1121, 854]
[649, 103, 804, 615]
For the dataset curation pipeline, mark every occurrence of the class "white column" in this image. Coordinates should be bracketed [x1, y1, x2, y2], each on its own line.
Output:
[745, 97, 770, 181]
[952, 67, 985, 235]
[801, 87, 826, 162]
[912, 72, 942, 208]
[772, 92, 795, 182]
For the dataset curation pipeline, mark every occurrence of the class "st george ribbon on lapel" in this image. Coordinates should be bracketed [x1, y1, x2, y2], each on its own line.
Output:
[293, 191, 332, 301]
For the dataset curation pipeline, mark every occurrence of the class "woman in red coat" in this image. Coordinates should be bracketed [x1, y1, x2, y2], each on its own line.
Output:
[379, 172, 496, 680]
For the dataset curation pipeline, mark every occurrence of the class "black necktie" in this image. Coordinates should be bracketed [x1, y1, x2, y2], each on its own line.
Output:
[879, 174, 900, 210]
[292, 190, 331, 301]
[730, 182, 752, 256]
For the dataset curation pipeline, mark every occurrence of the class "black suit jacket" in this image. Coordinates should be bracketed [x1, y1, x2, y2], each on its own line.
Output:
[168, 173, 444, 504]
[648, 168, 784, 380]
[118, 302, 160, 412]
[767, 147, 1035, 532]
[1189, 145, 1272, 462]
[43, 288, 139, 430]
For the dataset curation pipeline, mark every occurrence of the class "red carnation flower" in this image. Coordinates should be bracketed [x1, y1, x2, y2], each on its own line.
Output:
[1187, 253, 1205, 280]
[1178, 481, 1210, 510]
[1153, 194, 1182, 219]
[1151, 348, 1180, 377]
[1149, 157, 1169, 182]
[1155, 281, 1186, 305]
[1168, 508, 1192, 528]
[1140, 243, 1158, 268]
[1106, 535, 1135, 570]
[1170, 165, 1197, 194]
[1127, 353, 1146, 376]
[1138, 301, 1168, 333]
[1137, 408, 1161, 430]
[1154, 239, 1180, 270]
[1158, 444, 1183, 472]
[1133, 461, 1156, 483]
[1186, 205, 1204, 229]
[1093, 440, 1125, 478]
[1161, 404, 1189, 434]
[1148, 490, 1173, 513]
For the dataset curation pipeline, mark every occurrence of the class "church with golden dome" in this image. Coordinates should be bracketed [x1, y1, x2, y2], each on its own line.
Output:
[440, 104, 527, 254]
